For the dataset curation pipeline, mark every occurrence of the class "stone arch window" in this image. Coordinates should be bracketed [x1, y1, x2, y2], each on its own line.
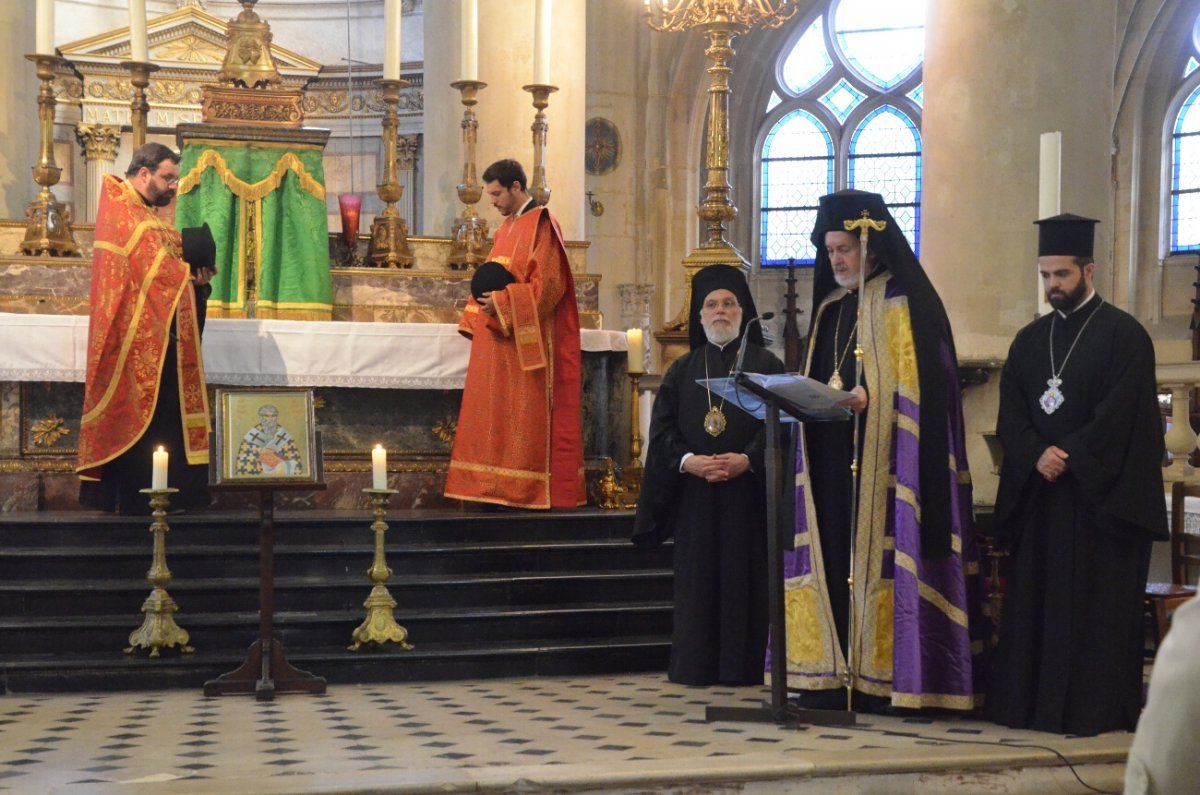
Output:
[1167, 23, 1200, 254]
[757, 0, 924, 266]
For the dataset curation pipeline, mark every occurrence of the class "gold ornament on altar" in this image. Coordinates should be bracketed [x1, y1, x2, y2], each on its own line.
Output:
[643, 1, 799, 337]
[202, 1, 304, 128]
[30, 417, 70, 448]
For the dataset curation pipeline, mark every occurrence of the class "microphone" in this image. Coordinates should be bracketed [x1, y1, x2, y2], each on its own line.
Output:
[732, 312, 775, 377]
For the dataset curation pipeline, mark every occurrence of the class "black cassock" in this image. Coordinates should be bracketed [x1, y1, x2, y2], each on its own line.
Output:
[633, 342, 785, 686]
[987, 295, 1167, 736]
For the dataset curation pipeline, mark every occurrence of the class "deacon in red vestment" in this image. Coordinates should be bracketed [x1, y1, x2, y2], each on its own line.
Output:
[78, 143, 216, 514]
[444, 159, 585, 509]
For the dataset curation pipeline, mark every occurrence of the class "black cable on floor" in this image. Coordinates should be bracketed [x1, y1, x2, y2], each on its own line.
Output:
[843, 724, 1118, 795]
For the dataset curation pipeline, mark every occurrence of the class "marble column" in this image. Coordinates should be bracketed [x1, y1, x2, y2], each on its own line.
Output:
[74, 123, 122, 224]
[423, 0, 586, 241]
[922, 0, 1117, 360]
[397, 133, 420, 233]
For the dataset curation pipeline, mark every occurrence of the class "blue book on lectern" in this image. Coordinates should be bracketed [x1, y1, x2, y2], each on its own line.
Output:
[697, 373, 853, 422]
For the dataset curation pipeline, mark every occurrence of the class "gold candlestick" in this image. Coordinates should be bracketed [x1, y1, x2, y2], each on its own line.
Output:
[621, 372, 645, 506]
[367, 78, 415, 268]
[522, 84, 558, 206]
[121, 60, 160, 150]
[349, 488, 414, 651]
[125, 488, 194, 658]
[448, 79, 489, 270]
[19, 54, 79, 258]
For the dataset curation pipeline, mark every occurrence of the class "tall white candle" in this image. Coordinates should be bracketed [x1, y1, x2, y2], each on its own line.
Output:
[35, 0, 54, 55]
[626, 328, 644, 373]
[152, 446, 168, 490]
[384, 0, 402, 81]
[129, 0, 149, 63]
[533, 0, 551, 85]
[461, 0, 478, 82]
[1038, 131, 1061, 220]
[372, 444, 387, 490]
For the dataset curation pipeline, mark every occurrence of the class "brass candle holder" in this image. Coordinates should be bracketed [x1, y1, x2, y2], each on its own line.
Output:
[19, 53, 79, 258]
[367, 78, 414, 268]
[349, 488, 414, 651]
[522, 83, 558, 207]
[621, 371, 645, 505]
[448, 79, 489, 270]
[120, 60, 160, 150]
[125, 488, 194, 658]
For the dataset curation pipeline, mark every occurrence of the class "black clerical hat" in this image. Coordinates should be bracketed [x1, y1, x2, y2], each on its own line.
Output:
[809, 189, 891, 247]
[181, 223, 217, 273]
[687, 264, 764, 350]
[470, 260, 516, 300]
[1035, 213, 1098, 258]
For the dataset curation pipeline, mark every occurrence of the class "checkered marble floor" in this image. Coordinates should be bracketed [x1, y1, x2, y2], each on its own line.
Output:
[0, 675, 1131, 794]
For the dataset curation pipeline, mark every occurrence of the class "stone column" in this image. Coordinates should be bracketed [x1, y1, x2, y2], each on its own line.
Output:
[74, 123, 122, 223]
[397, 133, 420, 233]
[618, 282, 655, 362]
[922, 0, 1117, 359]
[423, 0, 586, 241]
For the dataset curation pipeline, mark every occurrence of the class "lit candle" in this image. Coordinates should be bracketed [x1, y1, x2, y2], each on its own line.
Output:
[372, 444, 387, 490]
[626, 328, 644, 373]
[533, 0, 551, 85]
[384, 0, 402, 82]
[129, 0, 149, 63]
[152, 446, 168, 490]
[35, 0, 54, 55]
[461, 0, 478, 82]
[1038, 131, 1061, 220]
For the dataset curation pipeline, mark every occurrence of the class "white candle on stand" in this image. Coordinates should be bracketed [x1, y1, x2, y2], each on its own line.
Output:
[533, 0, 551, 85]
[1038, 131, 1061, 220]
[461, 0, 478, 81]
[129, 0, 149, 62]
[35, 0, 54, 54]
[384, 0, 402, 81]
[152, 446, 168, 490]
[372, 444, 387, 490]
[626, 328, 644, 373]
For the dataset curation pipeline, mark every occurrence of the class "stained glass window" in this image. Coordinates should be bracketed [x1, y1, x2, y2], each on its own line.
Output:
[1171, 84, 1200, 252]
[760, 110, 835, 265]
[758, 2, 923, 267]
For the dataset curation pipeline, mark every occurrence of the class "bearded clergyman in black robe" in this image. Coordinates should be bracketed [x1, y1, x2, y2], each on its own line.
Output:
[633, 265, 785, 686]
[987, 213, 1168, 736]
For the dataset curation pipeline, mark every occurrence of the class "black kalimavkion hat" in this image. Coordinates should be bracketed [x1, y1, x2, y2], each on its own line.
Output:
[470, 261, 516, 300]
[1035, 213, 1098, 258]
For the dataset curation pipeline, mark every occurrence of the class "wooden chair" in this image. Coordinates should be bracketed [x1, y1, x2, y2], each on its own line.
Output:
[1145, 481, 1200, 655]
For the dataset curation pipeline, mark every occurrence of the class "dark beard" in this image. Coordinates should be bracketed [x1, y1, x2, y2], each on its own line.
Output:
[1047, 280, 1087, 311]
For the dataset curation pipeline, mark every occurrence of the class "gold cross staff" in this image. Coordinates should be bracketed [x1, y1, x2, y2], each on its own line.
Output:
[842, 210, 887, 361]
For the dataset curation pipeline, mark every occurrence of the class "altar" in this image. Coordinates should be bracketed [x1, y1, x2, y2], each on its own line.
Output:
[0, 312, 633, 512]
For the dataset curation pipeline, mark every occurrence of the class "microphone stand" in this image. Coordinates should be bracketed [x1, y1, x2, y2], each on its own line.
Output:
[731, 312, 774, 376]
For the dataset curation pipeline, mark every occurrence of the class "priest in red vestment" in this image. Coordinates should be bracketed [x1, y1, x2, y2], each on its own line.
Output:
[444, 159, 585, 509]
[78, 143, 215, 514]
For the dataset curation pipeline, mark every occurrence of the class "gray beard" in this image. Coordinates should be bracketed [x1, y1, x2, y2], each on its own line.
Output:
[703, 324, 738, 347]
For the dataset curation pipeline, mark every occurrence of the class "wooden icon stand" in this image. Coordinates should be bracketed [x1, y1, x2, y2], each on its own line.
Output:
[204, 430, 327, 701]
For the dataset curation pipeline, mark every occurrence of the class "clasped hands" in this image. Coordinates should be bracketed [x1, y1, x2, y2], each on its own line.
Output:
[1037, 445, 1069, 482]
[683, 452, 749, 483]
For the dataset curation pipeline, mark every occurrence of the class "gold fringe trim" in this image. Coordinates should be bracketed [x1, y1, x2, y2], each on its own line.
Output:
[177, 149, 326, 203]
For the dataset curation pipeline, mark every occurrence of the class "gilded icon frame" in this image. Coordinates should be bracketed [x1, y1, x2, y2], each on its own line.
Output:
[212, 388, 320, 486]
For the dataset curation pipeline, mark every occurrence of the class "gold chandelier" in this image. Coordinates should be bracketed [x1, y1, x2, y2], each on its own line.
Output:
[643, 0, 798, 33]
[644, 1, 799, 336]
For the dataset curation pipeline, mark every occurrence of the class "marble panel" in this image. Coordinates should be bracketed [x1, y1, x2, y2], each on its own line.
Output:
[0, 473, 39, 512]
[0, 382, 20, 455]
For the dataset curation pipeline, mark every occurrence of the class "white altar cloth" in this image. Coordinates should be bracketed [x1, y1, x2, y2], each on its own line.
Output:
[0, 313, 628, 390]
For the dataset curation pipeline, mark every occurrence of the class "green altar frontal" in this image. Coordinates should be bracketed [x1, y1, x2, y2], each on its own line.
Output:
[176, 125, 334, 321]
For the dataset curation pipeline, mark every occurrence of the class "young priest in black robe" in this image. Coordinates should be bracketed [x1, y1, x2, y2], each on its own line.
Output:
[633, 265, 785, 686]
[987, 213, 1168, 736]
